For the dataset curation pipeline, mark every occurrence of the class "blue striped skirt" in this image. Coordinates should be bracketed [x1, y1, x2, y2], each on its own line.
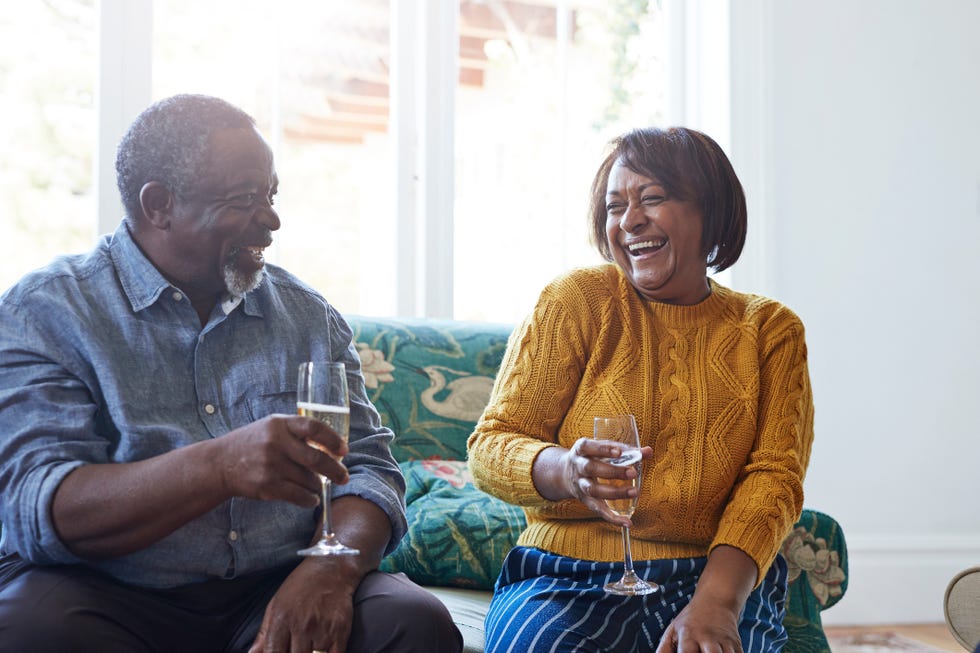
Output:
[484, 547, 789, 653]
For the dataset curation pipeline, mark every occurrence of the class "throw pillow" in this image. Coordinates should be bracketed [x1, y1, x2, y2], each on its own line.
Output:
[380, 459, 526, 590]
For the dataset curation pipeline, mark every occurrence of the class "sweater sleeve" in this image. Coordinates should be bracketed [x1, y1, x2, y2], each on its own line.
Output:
[710, 305, 815, 584]
[467, 276, 592, 507]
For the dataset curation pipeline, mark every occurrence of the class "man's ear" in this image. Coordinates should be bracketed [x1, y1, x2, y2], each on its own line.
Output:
[138, 182, 174, 231]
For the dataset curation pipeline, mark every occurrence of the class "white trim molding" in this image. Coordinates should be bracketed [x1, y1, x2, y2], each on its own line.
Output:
[416, 0, 458, 319]
[822, 534, 980, 625]
[390, 0, 420, 317]
[391, 0, 458, 318]
[95, 0, 153, 236]
[727, 0, 775, 298]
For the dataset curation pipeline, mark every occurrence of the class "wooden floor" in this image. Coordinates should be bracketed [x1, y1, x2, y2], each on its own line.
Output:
[825, 623, 965, 652]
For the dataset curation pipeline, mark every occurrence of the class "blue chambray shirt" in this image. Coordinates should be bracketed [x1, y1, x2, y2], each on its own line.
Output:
[0, 224, 406, 588]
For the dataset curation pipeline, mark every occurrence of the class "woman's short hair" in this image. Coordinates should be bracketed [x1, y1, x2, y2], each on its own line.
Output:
[115, 94, 256, 225]
[588, 126, 747, 272]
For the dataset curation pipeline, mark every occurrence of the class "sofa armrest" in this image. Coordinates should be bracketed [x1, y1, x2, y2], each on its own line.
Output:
[781, 508, 849, 653]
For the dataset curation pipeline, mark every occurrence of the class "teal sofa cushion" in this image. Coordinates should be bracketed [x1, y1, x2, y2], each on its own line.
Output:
[349, 317, 511, 461]
[379, 460, 526, 590]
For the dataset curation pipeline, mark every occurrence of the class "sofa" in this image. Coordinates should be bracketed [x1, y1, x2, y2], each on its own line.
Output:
[0, 314, 848, 651]
[347, 315, 849, 653]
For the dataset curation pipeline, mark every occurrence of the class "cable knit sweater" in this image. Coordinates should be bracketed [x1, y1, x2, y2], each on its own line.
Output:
[467, 264, 814, 582]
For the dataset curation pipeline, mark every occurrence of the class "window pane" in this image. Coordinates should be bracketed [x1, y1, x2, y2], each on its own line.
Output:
[152, 0, 394, 316]
[453, 1, 667, 322]
[0, 0, 96, 292]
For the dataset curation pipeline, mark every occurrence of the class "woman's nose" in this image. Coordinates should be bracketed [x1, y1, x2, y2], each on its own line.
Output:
[620, 204, 645, 232]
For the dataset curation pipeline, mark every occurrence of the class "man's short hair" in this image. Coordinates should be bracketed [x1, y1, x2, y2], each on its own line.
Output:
[115, 94, 256, 225]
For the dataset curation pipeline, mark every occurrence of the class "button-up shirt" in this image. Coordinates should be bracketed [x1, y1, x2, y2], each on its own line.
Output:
[0, 224, 406, 588]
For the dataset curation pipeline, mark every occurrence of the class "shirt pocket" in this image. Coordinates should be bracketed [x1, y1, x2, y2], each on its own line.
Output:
[246, 391, 297, 421]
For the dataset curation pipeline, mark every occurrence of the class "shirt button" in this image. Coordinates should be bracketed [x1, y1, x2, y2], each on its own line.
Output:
[204, 404, 216, 415]
[172, 291, 183, 301]
[229, 530, 239, 541]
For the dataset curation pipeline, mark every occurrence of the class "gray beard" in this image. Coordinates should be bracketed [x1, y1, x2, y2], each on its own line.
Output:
[223, 254, 264, 297]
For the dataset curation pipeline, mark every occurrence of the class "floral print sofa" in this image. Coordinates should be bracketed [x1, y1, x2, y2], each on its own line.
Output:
[347, 315, 848, 653]
[0, 315, 846, 651]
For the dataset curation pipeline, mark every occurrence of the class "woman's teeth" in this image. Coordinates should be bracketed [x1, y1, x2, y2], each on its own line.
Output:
[628, 239, 666, 254]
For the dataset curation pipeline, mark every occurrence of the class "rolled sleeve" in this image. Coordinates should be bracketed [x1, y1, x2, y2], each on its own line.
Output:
[10, 461, 86, 563]
[0, 305, 95, 564]
[328, 308, 407, 553]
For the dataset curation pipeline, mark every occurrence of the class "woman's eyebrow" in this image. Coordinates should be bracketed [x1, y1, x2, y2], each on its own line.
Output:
[606, 182, 661, 198]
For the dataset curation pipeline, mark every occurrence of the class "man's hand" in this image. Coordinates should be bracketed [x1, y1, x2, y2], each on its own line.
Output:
[248, 497, 391, 653]
[216, 414, 351, 508]
[248, 557, 358, 653]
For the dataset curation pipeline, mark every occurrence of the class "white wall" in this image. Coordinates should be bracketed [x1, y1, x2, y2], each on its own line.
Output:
[730, 0, 980, 624]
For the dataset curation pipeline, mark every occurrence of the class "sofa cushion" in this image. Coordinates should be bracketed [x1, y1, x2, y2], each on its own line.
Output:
[379, 460, 526, 590]
[348, 316, 513, 461]
[427, 587, 491, 653]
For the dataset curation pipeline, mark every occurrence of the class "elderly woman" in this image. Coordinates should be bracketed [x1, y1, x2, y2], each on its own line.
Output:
[468, 126, 814, 653]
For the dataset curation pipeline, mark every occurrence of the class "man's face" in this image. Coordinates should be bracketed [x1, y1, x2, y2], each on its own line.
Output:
[164, 126, 280, 297]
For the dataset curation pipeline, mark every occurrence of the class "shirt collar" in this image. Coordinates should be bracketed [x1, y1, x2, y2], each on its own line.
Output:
[220, 293, 243, 315]
[108, 223, 265, 318]
[109, 223, 174, 313]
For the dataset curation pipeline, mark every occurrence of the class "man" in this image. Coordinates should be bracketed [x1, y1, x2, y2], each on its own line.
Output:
[0, 94, 462, 653]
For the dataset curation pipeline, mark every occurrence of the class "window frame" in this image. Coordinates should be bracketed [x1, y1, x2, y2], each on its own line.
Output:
[94, 0, 747, 317]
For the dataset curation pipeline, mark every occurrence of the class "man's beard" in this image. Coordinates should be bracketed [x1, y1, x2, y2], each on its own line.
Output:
[223, 249, 265, 296]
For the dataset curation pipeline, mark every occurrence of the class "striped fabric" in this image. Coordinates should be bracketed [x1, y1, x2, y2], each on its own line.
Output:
[485, 547, 789, 653]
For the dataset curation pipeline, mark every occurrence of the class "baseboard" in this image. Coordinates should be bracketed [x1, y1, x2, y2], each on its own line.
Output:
[820, 534, 980, 625]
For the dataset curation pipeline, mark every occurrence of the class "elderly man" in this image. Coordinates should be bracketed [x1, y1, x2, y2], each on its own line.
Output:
[0, 94, 461, 653]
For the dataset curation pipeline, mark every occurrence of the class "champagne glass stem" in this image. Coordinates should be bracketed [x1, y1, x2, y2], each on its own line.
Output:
[321, 476, 334, 540]
[622, 526, 638, 579]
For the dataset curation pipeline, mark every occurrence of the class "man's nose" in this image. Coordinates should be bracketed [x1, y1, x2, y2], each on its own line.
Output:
[257, 203, 281, 231]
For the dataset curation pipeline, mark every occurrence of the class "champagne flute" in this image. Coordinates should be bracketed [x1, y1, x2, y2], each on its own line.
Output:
[297, 361, 359, 556]
[594, 415, 658, 595]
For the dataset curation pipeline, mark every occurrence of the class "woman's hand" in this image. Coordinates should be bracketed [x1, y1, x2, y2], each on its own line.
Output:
[656, 545, 758, 653]
[656, 596, 743, 653]
[533, 438, 653, 527]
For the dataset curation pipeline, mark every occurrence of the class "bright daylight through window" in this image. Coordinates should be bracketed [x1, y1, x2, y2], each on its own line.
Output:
[2, 0, 669, 323]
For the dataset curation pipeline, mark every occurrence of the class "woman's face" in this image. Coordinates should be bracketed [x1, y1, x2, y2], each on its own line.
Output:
[604, 159, 709, 305]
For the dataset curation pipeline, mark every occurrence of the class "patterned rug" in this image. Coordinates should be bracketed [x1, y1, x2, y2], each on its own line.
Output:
[827, 632, 951, 653]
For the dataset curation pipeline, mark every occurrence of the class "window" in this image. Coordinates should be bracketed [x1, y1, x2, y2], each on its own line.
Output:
[453, 1, 668, 321]
[151, 0, 395, 316]
[0, 0, 96, 291]
[3, 1, 729, 319]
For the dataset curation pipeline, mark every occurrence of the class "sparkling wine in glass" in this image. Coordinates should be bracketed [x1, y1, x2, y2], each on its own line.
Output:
[594, 415, 658, 595]
[297, 361, 359, 556]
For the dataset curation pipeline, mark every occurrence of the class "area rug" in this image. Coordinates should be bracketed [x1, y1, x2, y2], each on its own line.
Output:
[827, 632, 951, 653]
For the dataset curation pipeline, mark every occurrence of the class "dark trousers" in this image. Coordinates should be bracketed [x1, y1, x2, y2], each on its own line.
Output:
[0, 553, 462, 653]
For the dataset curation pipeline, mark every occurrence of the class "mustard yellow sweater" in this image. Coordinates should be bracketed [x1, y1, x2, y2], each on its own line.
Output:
[468, 264, 814, 582]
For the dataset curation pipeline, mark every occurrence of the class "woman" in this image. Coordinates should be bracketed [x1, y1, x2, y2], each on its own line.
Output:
[468, 127, 814, 652]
